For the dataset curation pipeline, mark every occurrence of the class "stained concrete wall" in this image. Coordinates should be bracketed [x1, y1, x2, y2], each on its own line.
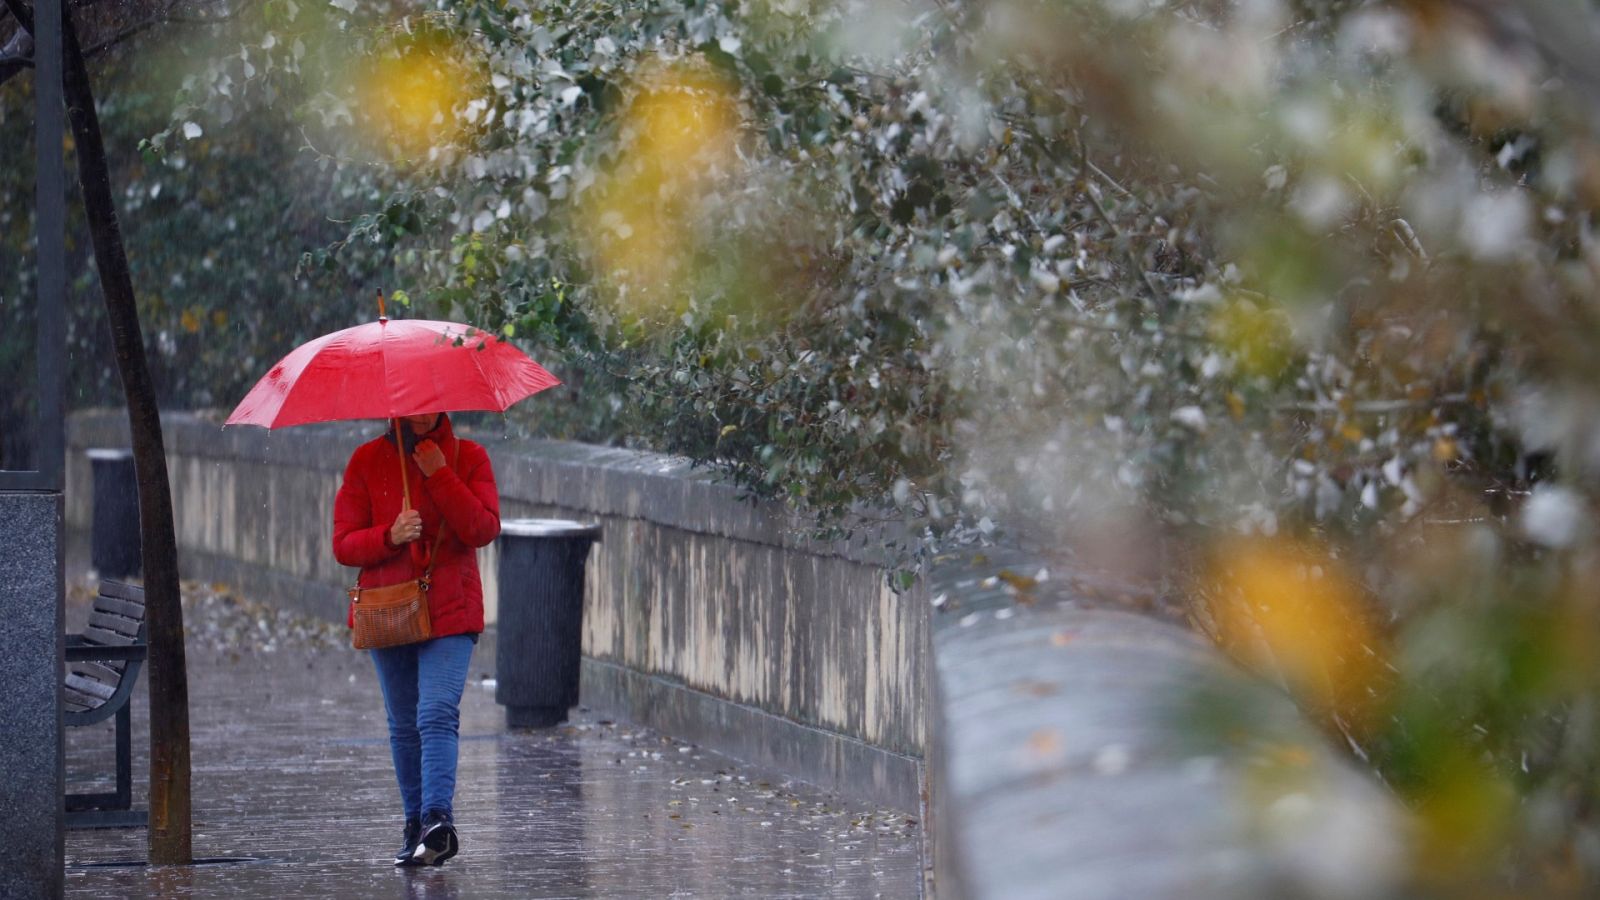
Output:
[66, 411, 925, 809]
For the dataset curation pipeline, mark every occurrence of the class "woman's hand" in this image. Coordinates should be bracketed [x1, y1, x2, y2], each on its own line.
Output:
[414, 439, 447, 478]
[389, 509, 423, 546]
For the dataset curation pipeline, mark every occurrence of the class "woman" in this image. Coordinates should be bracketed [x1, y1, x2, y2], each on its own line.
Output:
[332, 411, 501, 867]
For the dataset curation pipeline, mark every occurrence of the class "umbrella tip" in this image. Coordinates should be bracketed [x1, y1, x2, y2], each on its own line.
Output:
[375, 288, 387, 323]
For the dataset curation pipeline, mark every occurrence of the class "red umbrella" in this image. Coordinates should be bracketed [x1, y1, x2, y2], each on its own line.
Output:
[226, 294, 560, 429]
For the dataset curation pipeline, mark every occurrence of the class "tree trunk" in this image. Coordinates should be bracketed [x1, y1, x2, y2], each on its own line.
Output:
[54, 1, 193, 864]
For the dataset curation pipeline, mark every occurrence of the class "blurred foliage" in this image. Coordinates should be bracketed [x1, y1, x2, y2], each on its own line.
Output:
[0, 1, 390, 426]
[10, 0, 1600, 892]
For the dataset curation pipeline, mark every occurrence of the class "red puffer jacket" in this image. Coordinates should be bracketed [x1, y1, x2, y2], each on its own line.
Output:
[332, 414, 500, 638]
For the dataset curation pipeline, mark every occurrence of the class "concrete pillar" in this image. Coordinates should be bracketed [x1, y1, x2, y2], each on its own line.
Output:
[0, 493, 65, 899]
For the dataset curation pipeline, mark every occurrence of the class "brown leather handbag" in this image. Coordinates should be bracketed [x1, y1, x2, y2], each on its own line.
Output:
[348, 437, 456, 651]
[349, 572, 436, 650]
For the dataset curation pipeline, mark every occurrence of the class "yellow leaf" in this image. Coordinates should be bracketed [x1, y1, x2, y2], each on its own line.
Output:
[1014, 679, 1059, 697]
[1025, 728, 1064, 762]
[1211, 297, 1291, 377]
[180, 308, 202, 333]
[1414, 752, 1515, 878]
[1263, 742, 1313, 768]
[1226, 391, 1246, 421]
[996, 569, 1037, 591]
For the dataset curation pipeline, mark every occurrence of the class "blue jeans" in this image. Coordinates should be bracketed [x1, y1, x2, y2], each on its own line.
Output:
[370, 634, 475, 820]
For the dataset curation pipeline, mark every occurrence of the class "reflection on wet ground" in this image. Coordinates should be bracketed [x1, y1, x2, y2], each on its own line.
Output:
[64, 581, 922, 898]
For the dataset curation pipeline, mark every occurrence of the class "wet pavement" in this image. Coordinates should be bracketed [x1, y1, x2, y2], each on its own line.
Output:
[63, 580, 922, 898]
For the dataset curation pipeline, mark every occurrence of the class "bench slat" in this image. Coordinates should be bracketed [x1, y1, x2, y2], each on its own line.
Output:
[66, 665, 114, 690]
[92, 595, 145, 621]
[88, 610, 142, 639]
[71, 660, 126, 685]
[65, 672, 116, 701]
[64, 681, 103, 702]
[80, 624, 136, 648]
[64, 691, 98, 713]
[99, 581, 145, 604]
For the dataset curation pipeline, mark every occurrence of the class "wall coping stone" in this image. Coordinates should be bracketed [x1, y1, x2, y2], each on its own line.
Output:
[925, 548, 1408, 900]
[67, 409, 898, 567]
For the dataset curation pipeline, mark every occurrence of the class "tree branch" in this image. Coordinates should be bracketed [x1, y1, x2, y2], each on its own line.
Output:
[74, 2, 242, 59]
[1076, 131, 1170, 313]
[165, 9, 239, 26]
[0, 0, 34, 35]
[1273, 395, 1472, 415]
[0, 0, 32, 88]
[0, 0, 239, 88]
[81, 13, 163, 57]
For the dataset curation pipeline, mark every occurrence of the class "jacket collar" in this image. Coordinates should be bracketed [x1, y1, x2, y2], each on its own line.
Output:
[384, 413, 456, 457]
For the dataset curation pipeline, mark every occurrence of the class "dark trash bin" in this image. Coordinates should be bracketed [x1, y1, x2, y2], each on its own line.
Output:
[495, 518, 602, 728]
[89, 448, 141, 579]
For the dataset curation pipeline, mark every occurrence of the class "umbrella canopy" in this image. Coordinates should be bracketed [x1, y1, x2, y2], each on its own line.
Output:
[225, 317, 560, 428]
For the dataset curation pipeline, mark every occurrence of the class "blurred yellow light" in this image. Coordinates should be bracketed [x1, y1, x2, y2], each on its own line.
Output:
[578, 59, 740, 317]
[1209, 538, 1384, 716]
[354, 36, 475, 159]
[634, 77, 736, 168]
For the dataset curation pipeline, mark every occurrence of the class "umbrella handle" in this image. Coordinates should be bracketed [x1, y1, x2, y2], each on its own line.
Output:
[392, 417, 412, 511]
[393, 418, 428, 569]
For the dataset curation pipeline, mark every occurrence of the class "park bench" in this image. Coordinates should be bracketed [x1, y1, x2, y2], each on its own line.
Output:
[64, 580, 149, 829]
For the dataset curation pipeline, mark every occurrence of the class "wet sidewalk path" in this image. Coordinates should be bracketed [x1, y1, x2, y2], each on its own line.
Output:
[64, 582, 922, 898]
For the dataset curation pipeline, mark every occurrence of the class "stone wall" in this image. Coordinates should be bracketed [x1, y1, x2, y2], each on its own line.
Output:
[65, 410, 1415, 898]
[65, 411, 926, 811]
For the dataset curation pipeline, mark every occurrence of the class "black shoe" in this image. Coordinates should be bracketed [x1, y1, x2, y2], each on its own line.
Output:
[393, 818, 424, 867]
[412, 810, 459, 867]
